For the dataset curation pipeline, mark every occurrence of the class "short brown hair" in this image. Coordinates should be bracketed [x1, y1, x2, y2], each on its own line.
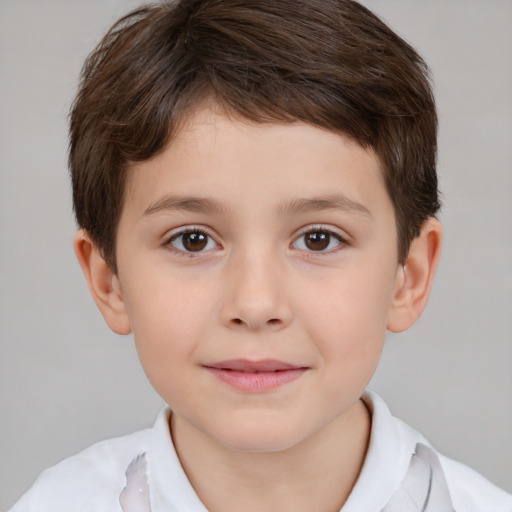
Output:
[70, 0, 440, 271]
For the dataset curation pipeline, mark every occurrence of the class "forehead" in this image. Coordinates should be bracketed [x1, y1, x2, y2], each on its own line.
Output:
[122, 107, 390, 222]
[171, 105, 381, 168]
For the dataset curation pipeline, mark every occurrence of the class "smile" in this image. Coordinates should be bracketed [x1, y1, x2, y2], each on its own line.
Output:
[204, 359, 308, 392]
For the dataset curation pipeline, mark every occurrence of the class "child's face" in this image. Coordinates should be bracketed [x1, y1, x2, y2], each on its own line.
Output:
[113, 107, 403, 452]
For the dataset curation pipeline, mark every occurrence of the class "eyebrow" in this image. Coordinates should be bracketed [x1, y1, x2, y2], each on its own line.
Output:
[277, 194, 372, 217]
[143, 193, 371, 218]
[143, 196, 234, 216]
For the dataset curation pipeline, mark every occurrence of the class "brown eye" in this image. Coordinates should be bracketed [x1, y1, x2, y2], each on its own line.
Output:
[293, 229, 344, 252]
[304, 231, 331, 251]
[170, 230, 216, 253]
[182, 232, 207, 251]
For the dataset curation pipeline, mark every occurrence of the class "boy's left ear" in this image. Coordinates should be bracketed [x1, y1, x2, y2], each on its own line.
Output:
[387, 217, 443, 333]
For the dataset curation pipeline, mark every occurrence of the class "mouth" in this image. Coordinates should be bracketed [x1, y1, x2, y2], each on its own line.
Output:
[203, 359, 309, 392]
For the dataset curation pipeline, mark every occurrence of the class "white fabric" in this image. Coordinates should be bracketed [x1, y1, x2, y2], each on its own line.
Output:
[10, 391, 512, 512]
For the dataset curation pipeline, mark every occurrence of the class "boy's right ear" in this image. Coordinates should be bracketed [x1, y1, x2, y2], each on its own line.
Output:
[73, 230, 131, 335]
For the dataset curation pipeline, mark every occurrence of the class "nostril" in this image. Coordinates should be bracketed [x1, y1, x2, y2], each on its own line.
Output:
[230, 317, 281, 327]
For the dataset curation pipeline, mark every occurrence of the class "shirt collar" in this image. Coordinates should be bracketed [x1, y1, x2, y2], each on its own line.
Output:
[147, 408, 208, 512]
[341, 389, 420, 511]
[146, 390, 419, 512]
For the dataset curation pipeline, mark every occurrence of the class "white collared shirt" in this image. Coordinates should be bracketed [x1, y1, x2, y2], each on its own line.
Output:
[10, 391, 512, 512]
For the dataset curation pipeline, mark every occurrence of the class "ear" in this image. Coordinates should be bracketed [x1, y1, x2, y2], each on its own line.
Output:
[73, 229, 131, 335]
[387, 217, 442, 333]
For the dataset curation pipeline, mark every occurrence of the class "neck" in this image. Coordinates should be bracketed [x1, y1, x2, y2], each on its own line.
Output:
[170, 400, 371, 512]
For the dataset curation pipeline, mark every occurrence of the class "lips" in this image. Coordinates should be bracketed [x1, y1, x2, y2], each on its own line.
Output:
[207, 359, 304, 372]
[204, 359, 308, 392]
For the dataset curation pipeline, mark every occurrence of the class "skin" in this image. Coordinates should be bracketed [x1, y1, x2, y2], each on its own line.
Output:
[75, 107, 442, 512]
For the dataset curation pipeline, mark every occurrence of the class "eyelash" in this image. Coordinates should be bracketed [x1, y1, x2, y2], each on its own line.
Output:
[164, 226, 220, 257]
[163, 225, 347, 256]
[292, 225, 347, 254]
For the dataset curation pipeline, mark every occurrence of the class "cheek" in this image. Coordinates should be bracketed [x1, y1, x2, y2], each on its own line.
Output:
[122, 274, 216, 387]
[313, 295, 386, 364]
[298, 262, 395, 374]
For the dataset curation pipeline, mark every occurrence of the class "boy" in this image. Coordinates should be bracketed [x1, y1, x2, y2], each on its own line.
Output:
[9, 0, 512, 511]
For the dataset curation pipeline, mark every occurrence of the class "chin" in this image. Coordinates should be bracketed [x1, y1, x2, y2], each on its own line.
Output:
[214, 418, 310, 454]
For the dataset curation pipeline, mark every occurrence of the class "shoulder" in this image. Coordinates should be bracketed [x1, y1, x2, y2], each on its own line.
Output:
[439, 454, 512, 512]
[9, 428, 150, 512]
[359, 391, 512, 512]
[394, 415, 512, 512]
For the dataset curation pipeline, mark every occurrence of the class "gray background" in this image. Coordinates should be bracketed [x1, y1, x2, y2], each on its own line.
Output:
[0, 0, 511, 509]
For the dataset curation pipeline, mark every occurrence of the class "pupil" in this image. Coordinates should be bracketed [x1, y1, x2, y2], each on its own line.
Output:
[305, 232, 329, 251]
[183, 232, 207, 251]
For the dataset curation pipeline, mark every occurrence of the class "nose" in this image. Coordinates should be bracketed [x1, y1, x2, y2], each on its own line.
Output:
[220, 249, 292, 332]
